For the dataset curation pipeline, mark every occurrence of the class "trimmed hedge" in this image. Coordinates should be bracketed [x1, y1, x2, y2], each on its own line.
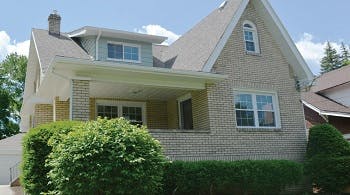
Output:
[306, 124, 350, 193]
[21, 121, 81, 195]
[163, 160, 304, 194]
[47, 118, 166, 195]
[306, 156, 350, 192]
[307, 124, 350, 158]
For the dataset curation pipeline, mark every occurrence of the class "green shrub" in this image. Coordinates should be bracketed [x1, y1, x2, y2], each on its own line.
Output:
[21, 121, 81, 195]
[307, 124, 350, 158]
[305, 156, 350, 193]
[305, 124, 350, 193]
[47, 118, 166, 195]
[163, 160, 303, 195]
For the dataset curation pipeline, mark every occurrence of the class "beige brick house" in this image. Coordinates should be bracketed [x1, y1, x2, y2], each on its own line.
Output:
[20, 0, 313, 162]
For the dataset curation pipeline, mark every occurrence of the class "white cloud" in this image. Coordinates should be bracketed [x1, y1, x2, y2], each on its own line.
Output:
[295, 33, 343, 75]
[135, 25, 180, 45]
[0, 31, 30, 61]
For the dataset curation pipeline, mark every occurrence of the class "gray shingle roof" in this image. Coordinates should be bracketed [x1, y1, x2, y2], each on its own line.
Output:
[311, 65, 350, 92]
[154, 0, 243, 71]
[32, 29, 91, 74]
[301, 92, 350, 115]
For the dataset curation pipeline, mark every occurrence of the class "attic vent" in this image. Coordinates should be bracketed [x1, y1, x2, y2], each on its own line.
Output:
[219, 1, 228, 10]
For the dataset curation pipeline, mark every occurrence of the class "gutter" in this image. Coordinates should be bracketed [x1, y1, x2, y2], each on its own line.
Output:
[52, 56, 228, 81]
[302, 100, 350, 118]
[95, 30, 102, 60]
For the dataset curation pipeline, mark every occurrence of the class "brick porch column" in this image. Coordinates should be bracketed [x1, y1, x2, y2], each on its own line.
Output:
[70, 79, 90, 121]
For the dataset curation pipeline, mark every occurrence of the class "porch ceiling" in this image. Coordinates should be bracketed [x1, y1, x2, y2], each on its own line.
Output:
[90, 81, 190, 100]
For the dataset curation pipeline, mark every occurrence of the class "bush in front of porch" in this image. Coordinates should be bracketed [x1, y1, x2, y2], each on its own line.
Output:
[46, 118, 167, 195]
[21, 121, 82, 195]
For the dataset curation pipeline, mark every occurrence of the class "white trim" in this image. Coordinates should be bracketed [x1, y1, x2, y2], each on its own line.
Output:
[107, 41, 141, 63]
[302, 100, 350, 118]
[259, 0, 313, 81]
[177, 93, 192, 129]
[95, 100, 147, 125]
[68, 26, 167, 44]
[202, 0, 314, 82]
[243, 20, 260, 54]
[233, 89, 281, 129]
[69, 79, 73, 120]
[203, 0, 249, 72]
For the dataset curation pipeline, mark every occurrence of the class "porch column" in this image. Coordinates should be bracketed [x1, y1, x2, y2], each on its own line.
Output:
[70, 79, 90, 121]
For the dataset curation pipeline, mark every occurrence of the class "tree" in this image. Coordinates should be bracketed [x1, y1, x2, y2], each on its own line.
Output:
[320, 42, 340, 74]
[0, 53, 27, 139]
[339, 42, 350, 67]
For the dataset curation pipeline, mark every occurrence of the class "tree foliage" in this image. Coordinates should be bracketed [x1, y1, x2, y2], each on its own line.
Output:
[320, 42, 350, 74]
[0, 53, 27, 139]
[340, 42, 350, 67]
[320, 42, 340, 74]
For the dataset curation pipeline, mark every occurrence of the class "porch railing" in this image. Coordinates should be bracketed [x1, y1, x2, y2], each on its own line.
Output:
[9, 161, 21, 184]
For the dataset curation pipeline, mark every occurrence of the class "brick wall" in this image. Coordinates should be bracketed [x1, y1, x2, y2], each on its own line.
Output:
[53, 97, 69, 121]
[146, 100, 168, 129]
[71, 80, 90, 121]
[303, 105, 326, 129]
[192, 89, 210, 130]
[167, 99, 179, 129]
[151, 2, 307, 162]
[34, 104, 53, 126]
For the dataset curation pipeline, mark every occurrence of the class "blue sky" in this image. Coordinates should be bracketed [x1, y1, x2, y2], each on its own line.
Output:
[1, 0, 350, 74]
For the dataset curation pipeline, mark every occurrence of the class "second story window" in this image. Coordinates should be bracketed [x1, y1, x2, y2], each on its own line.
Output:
[243, 21, 259, 54]
[108, 42, 140, 62]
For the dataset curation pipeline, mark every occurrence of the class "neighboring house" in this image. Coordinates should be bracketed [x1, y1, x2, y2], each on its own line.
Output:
[17, 0, 313, 171]
[302, 65, 350, 141]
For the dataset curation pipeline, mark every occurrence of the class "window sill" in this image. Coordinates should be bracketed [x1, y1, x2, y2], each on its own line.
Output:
[107, 58, 141, 64]
[237, 127, 282, 132]
[245, 51, 261, 56]
[149, 129, 210, 134]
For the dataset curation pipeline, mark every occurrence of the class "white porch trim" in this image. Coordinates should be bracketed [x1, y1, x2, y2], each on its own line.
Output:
[302, 100, 350, 118]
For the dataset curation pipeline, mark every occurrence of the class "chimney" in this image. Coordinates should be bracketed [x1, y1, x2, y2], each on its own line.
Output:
[48, 10, 61, 35]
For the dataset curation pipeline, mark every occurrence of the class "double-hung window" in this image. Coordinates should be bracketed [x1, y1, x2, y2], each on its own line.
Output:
[234, 92, 280, 128]
[96, 101, 145, 126]
[107, 42, 140, 62]
[243, 21, 259, 53]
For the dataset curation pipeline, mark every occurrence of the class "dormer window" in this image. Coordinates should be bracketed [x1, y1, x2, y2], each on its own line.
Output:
[243, 21, 259, 54]
[107, 42, 141, 63]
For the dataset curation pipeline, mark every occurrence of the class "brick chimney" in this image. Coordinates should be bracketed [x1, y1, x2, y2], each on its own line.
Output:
[48, 10, 61, 35]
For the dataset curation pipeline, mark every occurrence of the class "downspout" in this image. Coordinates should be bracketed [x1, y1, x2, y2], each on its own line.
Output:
[95, 30, 102, 60]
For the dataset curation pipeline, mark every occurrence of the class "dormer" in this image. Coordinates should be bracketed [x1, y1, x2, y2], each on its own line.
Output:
[68, 26, 167, 67]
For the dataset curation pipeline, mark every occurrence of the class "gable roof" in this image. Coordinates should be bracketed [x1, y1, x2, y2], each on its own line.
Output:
[32, 28, 91, 74]
[301, 92, 350, 118]
[311, 65, 350, 92]
[153, 0, 313, 82]
[158, 0, 245, 71]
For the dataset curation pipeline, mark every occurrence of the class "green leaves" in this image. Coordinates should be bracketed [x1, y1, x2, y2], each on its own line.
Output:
[0, 53, 27, 139]
[45, 118, 166, 195]
[305, 124, 350, 193]
[320, 42, 350, 74]
[163, 160, 304, 194]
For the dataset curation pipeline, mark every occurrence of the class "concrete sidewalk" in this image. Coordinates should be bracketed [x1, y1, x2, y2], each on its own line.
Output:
[0, 185, 23, 195]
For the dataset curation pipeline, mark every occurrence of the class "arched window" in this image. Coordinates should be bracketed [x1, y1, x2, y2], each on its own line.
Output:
[243, 21, 259, 53]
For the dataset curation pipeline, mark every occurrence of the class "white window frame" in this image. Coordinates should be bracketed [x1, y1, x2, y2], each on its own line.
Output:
[234, 90, 281, 129]
[177, 93, 192, 129]
[243, 20, 260, 54]
[107, 41, 141, 63]
[95, 100, 147, 125]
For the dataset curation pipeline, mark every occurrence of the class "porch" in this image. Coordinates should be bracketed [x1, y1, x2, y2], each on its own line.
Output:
[25, 56, 226, 131]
